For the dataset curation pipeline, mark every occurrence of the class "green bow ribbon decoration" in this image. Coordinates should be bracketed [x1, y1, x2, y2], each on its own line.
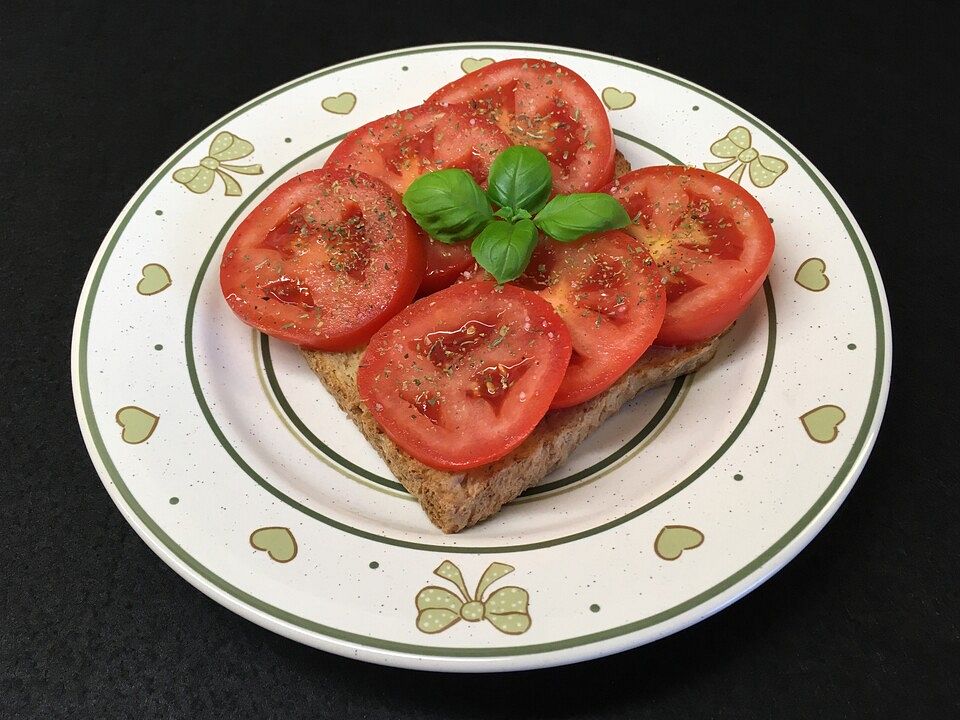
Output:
[415, 561, 531, 635]
[172, 131, 263, 196]
[703, 126, 787, 188]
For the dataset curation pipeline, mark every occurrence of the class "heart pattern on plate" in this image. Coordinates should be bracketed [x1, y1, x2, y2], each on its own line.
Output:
[795, 258, 830, 291]
[460, 57, 494, 74]
[321, 92, 356, 115]
[250, 526, 298, 562]
[136, 264, 171, 296]
[115, 406, 159, 444]
[654, 525, 704, 560]
[601, 87, 636, 110]
[800, 405, 846, 443]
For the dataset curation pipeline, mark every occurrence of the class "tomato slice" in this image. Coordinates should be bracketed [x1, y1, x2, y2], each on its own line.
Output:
[220, 168, 423, 350]
[515, 231, 666, 408]
[427, 58, 615, 194]
[325, 103, 510, 294]
[604, 166, 775, 346]
[358, 281, 571, 470]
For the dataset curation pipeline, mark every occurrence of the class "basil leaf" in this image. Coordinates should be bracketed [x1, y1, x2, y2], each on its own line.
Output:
[533, 193, 631, 242]
[487, 146, 553, 214]
[402, 169, 493, 243]
[470, 219, 538, 284]
[494, 206, 515, 220]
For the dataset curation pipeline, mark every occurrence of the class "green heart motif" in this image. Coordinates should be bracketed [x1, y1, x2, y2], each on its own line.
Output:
[136, 263, 171, 295]
[321, 92, 356, 115]
[795, 258, 830, 292]
[460, 57, 494, 74]
[249, 526, 298, 563]
[601, 87, 636, 111]
[801, 405, 846, 443]
[115, 406, 159, 444]
[654, 525, 704, 560]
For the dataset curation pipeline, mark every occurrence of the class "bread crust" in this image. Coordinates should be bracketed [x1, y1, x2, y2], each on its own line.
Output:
[301, 337, 719, 533]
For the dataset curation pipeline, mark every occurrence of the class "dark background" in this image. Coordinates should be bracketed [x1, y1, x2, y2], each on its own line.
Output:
[2, 2, 957, 718]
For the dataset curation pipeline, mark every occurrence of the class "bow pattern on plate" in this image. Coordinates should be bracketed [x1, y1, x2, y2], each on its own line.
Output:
[703, 126, 787, 188]
[172, 131, 263, 196]
[415, 561, 531, 635]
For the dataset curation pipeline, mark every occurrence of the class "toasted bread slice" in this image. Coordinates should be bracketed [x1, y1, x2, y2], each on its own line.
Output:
[614, 149, 632, 179]
[299, 148, 720, 533]
[301, 337, 719, 533]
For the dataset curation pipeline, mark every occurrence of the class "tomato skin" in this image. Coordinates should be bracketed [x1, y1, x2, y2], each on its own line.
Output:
[427, 58, 615, 194]
[358, 281, 571, 470]
[515, 231, 666, 408]
[604, 166, 775, 346]
[325, 103, 511, 295]
[220, 168, 424, 350]
[420, 241, 476, 296]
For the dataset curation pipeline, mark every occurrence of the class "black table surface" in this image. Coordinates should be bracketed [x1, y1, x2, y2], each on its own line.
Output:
[3, 2, 957, 718]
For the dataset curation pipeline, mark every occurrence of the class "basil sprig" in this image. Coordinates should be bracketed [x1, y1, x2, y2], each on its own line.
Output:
[402, 147, 629, 283]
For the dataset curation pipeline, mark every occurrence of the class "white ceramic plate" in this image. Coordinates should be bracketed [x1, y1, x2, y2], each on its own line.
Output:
[71, 42, 890, 672]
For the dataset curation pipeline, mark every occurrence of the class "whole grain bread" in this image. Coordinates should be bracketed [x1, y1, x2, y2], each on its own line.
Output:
[302, 338, 718, 532]
[298, 148, 720, 533]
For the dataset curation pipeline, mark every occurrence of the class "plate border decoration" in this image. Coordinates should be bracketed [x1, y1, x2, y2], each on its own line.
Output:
[72, 42, 890, 671]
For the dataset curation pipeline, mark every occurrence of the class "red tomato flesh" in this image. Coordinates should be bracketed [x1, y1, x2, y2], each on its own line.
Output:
[220, 168, 423, 350]
[516, 231, 666, 408]
[427, 59, 615, 194]
[325, 104, 511, 294]
[357, 281, 572, 470]
[605, 166, 775, 346]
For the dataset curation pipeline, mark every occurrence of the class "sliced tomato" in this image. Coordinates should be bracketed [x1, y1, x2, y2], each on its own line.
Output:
[605, 166, 775, 346]
[427, 58, 615, 194]
[357, 281, 571, 470]
[325, 104, 510, 194]
[325, 103, 511, 294]
[220, 168, 423, 350]
[421, 240, 478, 294]
[515, 231, 666, 408]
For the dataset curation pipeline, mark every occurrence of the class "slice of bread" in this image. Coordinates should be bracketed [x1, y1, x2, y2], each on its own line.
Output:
[298, 149, 719, 533]
[302, 337, 719, 532]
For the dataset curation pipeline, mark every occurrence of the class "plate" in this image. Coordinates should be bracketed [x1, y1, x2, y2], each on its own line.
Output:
[71, 42, 890, 672]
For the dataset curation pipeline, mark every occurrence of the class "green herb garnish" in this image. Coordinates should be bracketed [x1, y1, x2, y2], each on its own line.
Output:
[401, 147, 629, 283]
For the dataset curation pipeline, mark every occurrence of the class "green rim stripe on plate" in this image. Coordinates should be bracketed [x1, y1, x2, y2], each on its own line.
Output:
[76, 42, 887, 657]
[613, 129, 685, 165]
[183, 135, 774, 550]
[518, 375, 685, 497]
[256, 128, 686, 498]
[250, 330, 414, 500]
[259, 333, 406, 492]
[511, 374, 693, 505]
